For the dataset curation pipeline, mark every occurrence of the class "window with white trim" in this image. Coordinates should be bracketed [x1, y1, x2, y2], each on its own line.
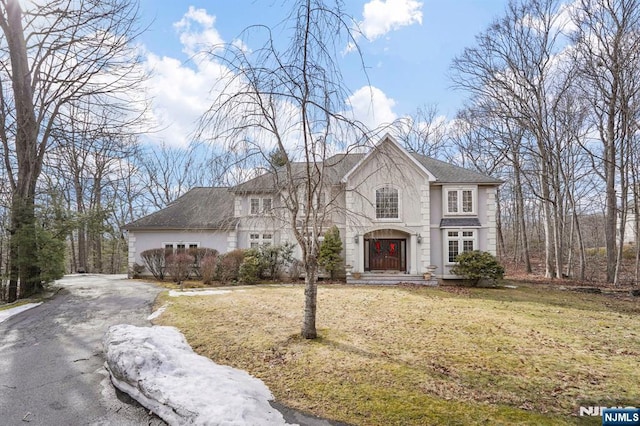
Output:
[262, 198, 272, 213]
[446, 230, 476, 263]
[249, 233, 273, 248]
[250, 197, 273, 215]
[376, 186, 399, 219]
[445, 188, 476, 215]
[163, 242, 200, 253]
[250, 198, 260, 215]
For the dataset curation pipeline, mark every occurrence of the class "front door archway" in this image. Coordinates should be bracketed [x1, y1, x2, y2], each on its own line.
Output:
[367, 238, 404, 271]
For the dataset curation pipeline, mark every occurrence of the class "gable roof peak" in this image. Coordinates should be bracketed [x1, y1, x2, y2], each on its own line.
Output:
[341, 133, 436, 183]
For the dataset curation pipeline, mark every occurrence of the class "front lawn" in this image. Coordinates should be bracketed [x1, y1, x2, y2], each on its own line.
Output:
[152, 284, 640, 425]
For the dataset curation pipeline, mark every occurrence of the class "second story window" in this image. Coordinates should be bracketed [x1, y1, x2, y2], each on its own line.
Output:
[445, 188, 476, 215]
[250, 197, 272, 215]
[376, 186, 399, 219]
[250, 198, 260, 215]
[262, 198, 272, 213]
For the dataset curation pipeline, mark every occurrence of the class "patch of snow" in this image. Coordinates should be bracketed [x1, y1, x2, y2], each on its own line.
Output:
[0, 302, 42, 324]
[103, 324, 295, 426]
[503, 285, 518, 289]
[147, 303, 168, 320]
[168, 289, 245, 297]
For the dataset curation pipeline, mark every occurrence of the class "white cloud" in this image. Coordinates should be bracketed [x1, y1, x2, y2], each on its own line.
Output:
[142, 8, 233, 147]
[347, 85, 397, 129]
[359, 0, 423, 41]
[142, 52, 221, 147]
[173, 6, 224, 56]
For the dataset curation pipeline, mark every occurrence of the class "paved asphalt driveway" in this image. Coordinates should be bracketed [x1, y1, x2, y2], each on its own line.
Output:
[0, 275, 346, 426]
[0, 274, 165, 426]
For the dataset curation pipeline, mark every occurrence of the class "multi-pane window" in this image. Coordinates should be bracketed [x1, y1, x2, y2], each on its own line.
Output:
[462, 190, 473, 213]
[446, 230, 475, 263]
[249, 233, 273, 248]
[262, 198, 272, 213]
[448, 191, 458, 213]
[376, 186, 399, 219]
[250, 198, 272, 215]
[163, 242, 199, 253]
[250, 198, 260, 215]
[445, 188, 475, 215]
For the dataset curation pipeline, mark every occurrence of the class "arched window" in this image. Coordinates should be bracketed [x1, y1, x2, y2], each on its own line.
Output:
[376, 186, 399, 219]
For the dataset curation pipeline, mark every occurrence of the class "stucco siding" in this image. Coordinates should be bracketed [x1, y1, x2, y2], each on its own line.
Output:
[343, 140, 432, 273]
[129, 230, 229, 267]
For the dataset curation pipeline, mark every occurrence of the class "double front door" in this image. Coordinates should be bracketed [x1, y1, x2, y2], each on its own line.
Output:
[367, 239, 405, 271]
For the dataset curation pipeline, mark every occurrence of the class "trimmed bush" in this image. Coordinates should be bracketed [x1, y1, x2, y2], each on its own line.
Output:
[166, 252, 195, 289]
[450, 250, 505, 287]
[239, 254, 262, 284]
[189, 248, 218, 278]
[200, 253, 219, 284]
[258, 243, 295, 280]
[217, 249, 245, 284]
[140, 248, 169, 280]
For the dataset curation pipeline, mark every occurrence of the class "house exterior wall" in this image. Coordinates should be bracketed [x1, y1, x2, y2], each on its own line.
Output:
[126, 136, 500, 281]
[429, 185, 443, 274]
[621, 212, 637, 245]
[343, 140, 431, 274]
[127, 230, 229, 272]
[436, 184, 498, 278]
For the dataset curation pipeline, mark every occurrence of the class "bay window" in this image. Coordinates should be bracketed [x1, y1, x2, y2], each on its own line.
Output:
[446, 230, 476, 263]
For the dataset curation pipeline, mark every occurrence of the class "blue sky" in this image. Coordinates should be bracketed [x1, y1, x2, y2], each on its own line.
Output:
[136, 0, 509, 146]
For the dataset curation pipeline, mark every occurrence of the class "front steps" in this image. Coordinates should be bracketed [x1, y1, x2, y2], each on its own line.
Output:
[346, 272, 438, 286]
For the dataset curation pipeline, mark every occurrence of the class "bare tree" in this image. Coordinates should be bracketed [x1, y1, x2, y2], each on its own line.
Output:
[197, 0, 367, 339]
[451, 0, 575, 278]
[0, 0, 145, 300]
[134, 142, 205, 211]
[395, 104, 452, 159]
[571, 0, 640, 284]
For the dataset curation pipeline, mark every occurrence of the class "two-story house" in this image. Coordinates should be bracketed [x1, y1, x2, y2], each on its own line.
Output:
[125, 135, 502, 282]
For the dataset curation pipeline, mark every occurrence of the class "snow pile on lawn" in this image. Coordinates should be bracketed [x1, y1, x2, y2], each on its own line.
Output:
[103, 324, 294, 426]
[0, 302, 42, 324]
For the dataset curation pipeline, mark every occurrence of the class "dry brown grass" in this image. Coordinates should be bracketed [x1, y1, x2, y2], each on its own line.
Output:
[152, 284, 640, 425]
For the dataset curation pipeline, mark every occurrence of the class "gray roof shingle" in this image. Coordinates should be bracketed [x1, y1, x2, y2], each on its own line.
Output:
[231, 152, 501, 193]
[126, 151, 500, 231]
[412, 154, 503, 185]
[231, 153, 366, 194]
[124, 187, 237, 230]
[440, 218, 482, 227]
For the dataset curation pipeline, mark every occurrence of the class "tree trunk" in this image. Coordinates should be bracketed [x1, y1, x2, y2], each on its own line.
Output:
[8, 195, 40, 301]
[301, 255, 318, 339]
[76, 185, 87, 273]
[513, 162, 532, 273]
[540, 169, 556, 278]
[3, 0, 42, 301]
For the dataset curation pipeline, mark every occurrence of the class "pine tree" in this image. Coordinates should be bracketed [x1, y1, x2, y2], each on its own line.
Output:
[318, 226, 343, 280]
